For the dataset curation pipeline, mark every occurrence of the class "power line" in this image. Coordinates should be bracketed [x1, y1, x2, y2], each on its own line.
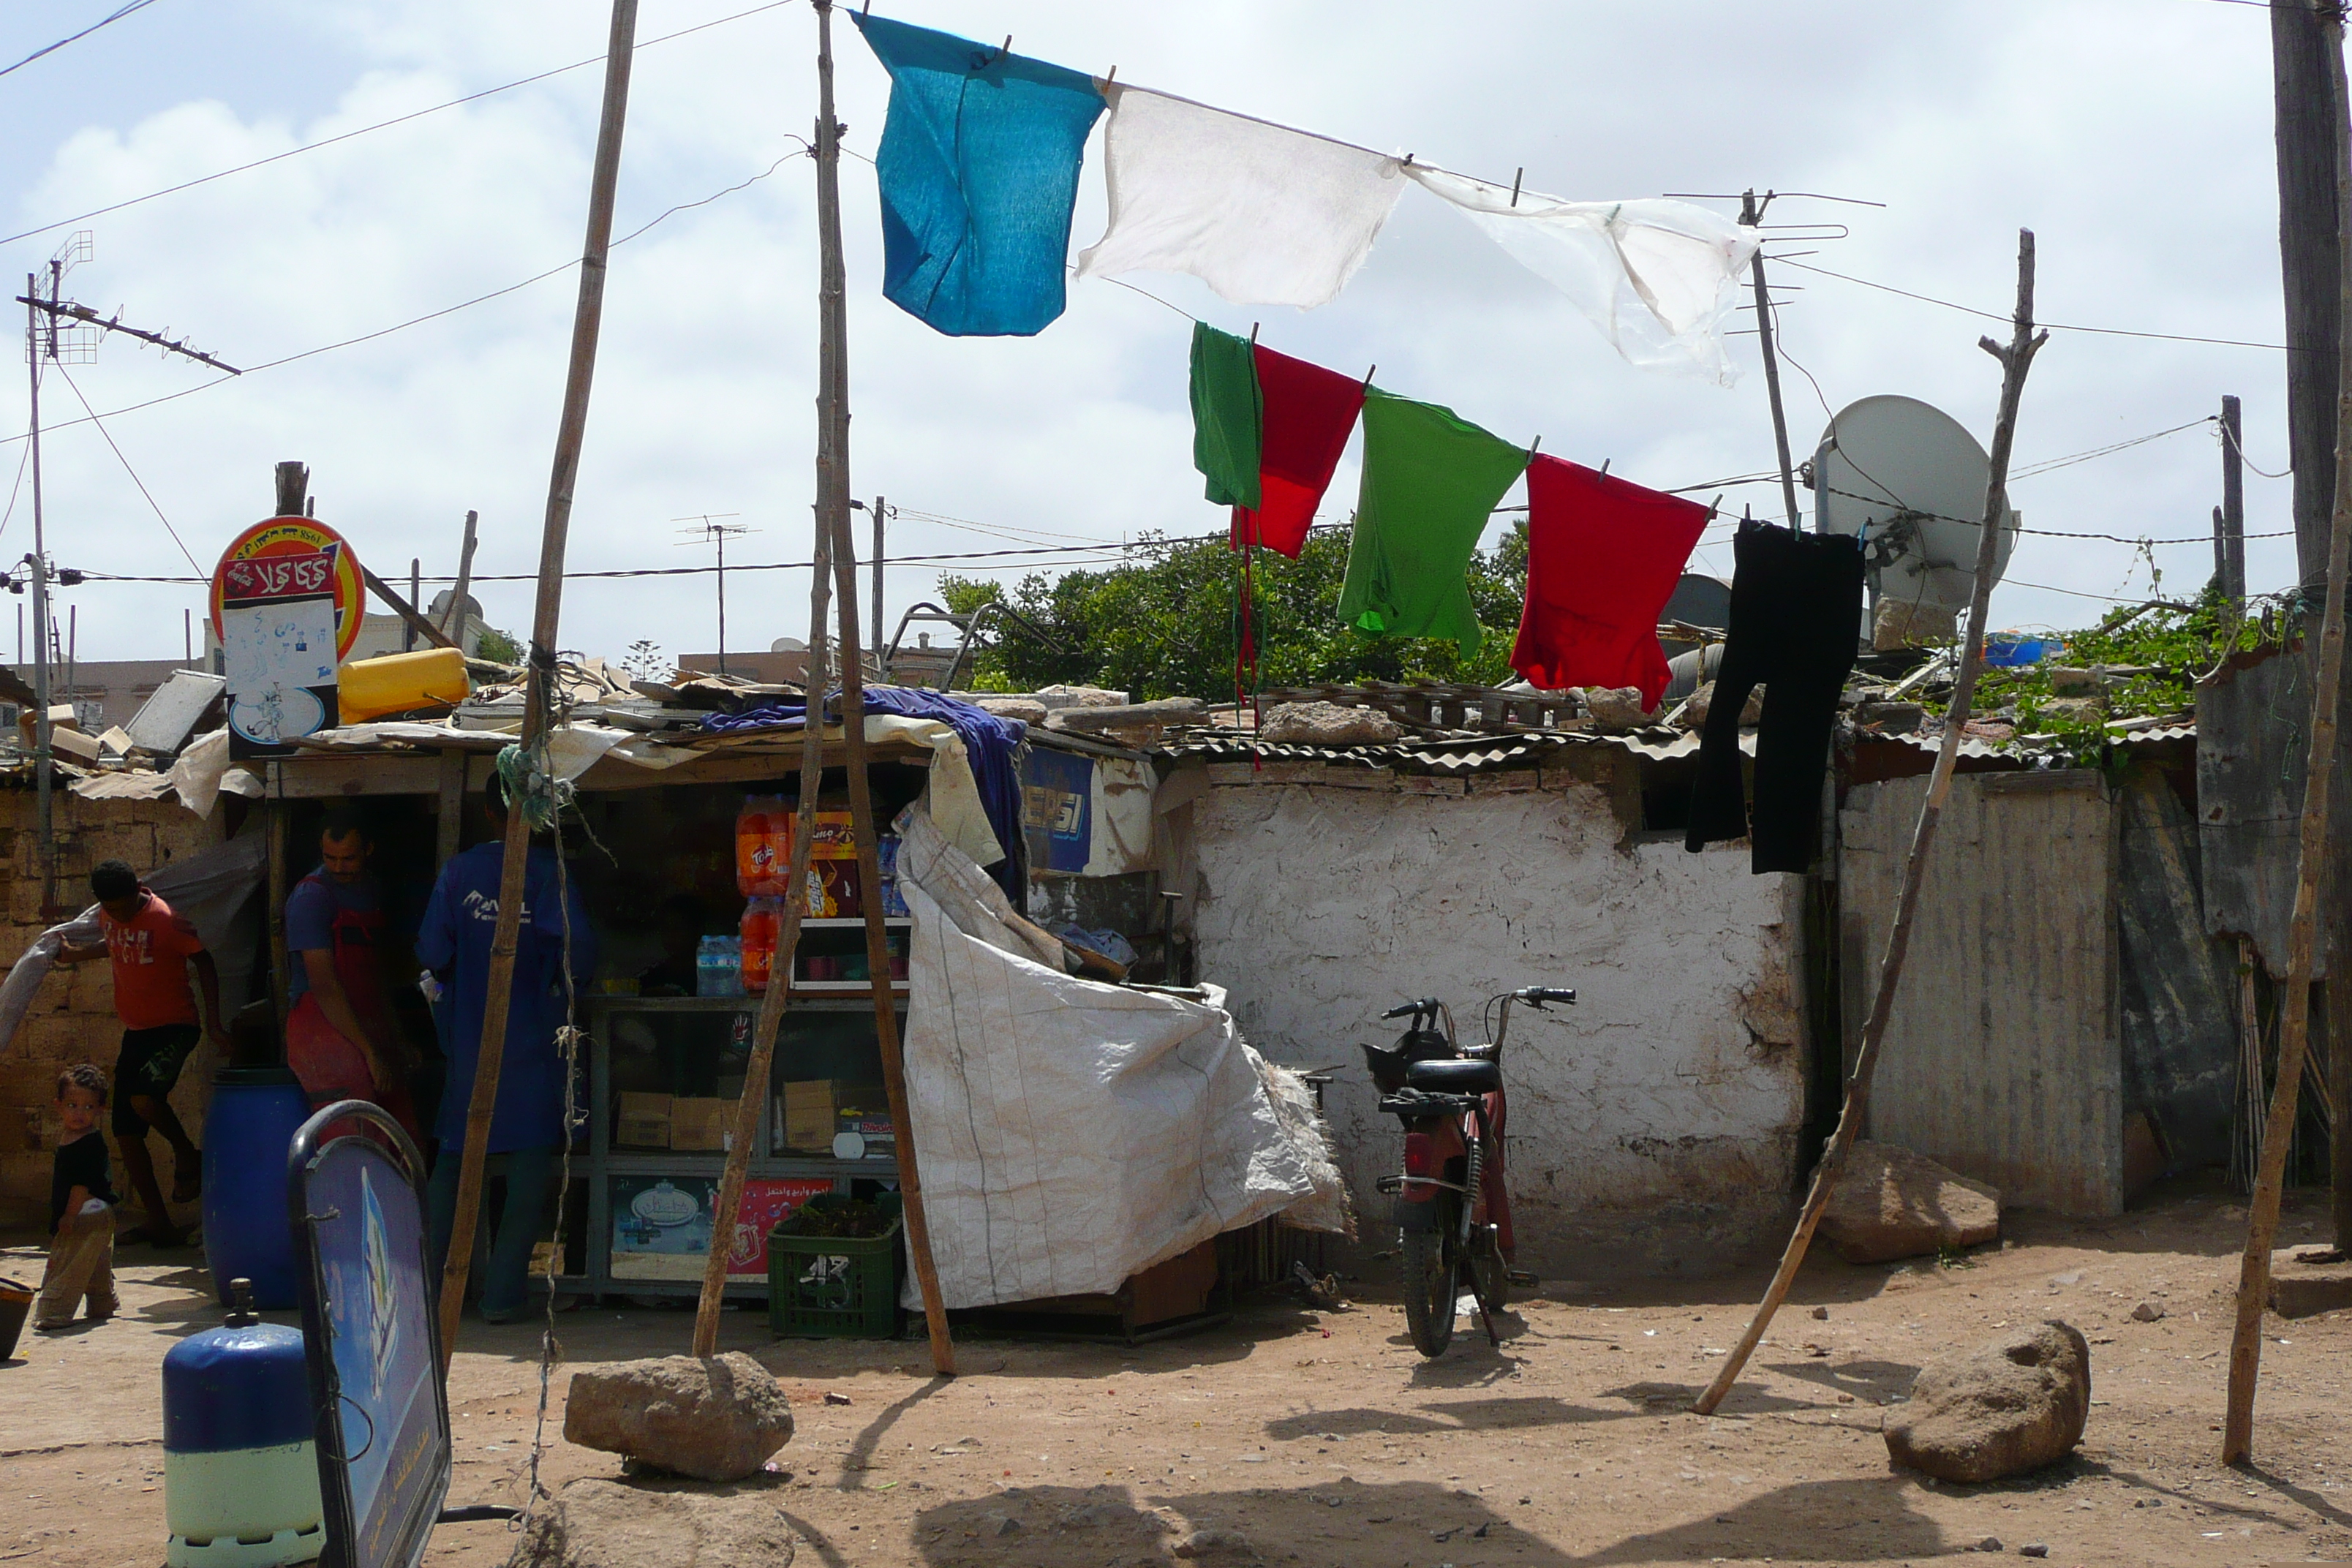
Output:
[1777, 256, 2292, 352]
[0, 0, 161, 83]
[0, 148, 805, 450]
[50, 362, 203, 573]
[2010, 415, 2215, 478]
[0, 0, 798, 252]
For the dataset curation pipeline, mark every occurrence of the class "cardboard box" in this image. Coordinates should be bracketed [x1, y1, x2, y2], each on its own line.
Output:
[807, 809, 857, 860]
[669, 1096, 731, 1152]
[616, 1091, 672, 1149]
[783, 1080, 843, 1153]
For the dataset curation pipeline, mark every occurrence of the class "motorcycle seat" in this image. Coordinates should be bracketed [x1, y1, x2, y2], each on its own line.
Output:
[1402, 1058, 1499, 1094]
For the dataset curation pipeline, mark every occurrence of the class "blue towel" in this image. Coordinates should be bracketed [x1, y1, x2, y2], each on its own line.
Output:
[853, 14, 1105, 337]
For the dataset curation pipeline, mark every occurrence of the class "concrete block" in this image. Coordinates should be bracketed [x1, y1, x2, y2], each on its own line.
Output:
[2269, 1249, 2352, 1318]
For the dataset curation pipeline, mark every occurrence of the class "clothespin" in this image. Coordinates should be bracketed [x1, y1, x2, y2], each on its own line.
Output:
[1104, 65, 1117, 86]
[1528, 435, 1542, 461]
[1597, 458, 1610, 481]
[1248, 322, 1259, 346]
[1708, 494, 1724, 518]
[1509, 167, 1524, 208]
[1362, 364, 1377, 390]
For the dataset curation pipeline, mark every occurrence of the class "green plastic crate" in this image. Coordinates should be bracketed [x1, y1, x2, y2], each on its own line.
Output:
[766, 1194, 902, 1338]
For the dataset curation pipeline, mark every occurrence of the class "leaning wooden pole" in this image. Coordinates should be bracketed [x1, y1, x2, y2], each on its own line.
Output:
[2221, 1, 2352, 1464]
[690, 516, 829, 1353]
[1696, 230, 2046, 1416]
[437, 0, 639, 1367]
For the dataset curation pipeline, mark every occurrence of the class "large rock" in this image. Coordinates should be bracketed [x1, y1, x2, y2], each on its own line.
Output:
[1581, 686, 1661, 732]
[562, 1354, 794, 1482]
[970, 696, 1048, 725]
[1882, 1322, 2092, 1482]
[1677, 681, 1763, 731]
[1047, 697, 1207, 747]
[516, 1477, 796, 1567]
[1820, 1141, 2001, 1264]
[1258, 701, 1403, 747]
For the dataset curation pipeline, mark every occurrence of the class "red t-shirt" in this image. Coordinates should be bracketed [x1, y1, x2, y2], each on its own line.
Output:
[102, 890, 204, 1030]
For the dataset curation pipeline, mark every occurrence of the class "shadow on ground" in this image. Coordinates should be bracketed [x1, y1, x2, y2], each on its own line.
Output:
[903, 1474, 1952, 1566]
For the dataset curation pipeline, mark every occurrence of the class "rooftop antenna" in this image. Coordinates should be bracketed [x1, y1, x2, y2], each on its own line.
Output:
[673, 513, 750, 674]
[20, 231, 237, 912]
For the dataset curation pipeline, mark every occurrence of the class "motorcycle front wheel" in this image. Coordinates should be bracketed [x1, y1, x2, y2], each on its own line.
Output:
[1400, 1197, 1461, 1357]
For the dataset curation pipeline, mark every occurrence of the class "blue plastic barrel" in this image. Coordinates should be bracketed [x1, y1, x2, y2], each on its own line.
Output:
[162, 1280, 323, 1567]
[201, 1067, 312, 1308]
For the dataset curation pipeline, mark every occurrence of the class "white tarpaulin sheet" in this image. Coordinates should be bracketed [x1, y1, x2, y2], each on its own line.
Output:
[894, 806, 1338, 1309]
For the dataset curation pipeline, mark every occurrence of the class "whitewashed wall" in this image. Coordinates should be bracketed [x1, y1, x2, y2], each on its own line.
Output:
[1184, 770, 1807, 1278]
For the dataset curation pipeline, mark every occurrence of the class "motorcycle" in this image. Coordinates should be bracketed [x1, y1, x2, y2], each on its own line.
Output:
[1364, 985, 1575, 1356]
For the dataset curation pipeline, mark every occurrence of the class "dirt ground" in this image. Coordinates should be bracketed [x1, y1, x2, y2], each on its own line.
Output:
[7, 1176, 2352, 1567]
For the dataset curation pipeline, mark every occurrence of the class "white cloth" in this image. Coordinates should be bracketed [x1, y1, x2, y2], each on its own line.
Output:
[1406, 166, 1760, 385]
[892, 806, 1338, 1310]
[1077, 84, 1406, 309]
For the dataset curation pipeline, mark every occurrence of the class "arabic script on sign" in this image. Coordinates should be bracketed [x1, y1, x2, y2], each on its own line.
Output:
[222, 549, 335, 602]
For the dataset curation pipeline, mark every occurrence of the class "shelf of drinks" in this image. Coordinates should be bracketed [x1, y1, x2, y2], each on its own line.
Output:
[599, 1152, 902, 1177]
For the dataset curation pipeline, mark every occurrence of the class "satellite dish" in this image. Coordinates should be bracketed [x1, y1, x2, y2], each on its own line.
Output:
[1812, 395, 2017, 628]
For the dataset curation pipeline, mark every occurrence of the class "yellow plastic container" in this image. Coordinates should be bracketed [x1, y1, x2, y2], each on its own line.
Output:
[336, 647, 468, 723]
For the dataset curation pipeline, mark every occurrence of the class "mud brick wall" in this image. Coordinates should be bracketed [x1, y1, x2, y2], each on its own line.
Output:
[0, 791, 225, 1229]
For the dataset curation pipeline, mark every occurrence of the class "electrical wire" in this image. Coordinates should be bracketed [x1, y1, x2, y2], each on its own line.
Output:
[2010, 416, 2217, 478]
[2220, 414, 2293, 478]
[50, 361, 204, 573]
[0, 147, 807, 449]
[1776, 257, 2291, 352]
[0, 0, 161, 83]
[0, 0, 799, 251]
[0, 408, 32, 546]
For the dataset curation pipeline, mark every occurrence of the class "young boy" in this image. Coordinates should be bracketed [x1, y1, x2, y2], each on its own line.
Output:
[37, 1063, 119, 1331]
[56, 859, 225, 1246]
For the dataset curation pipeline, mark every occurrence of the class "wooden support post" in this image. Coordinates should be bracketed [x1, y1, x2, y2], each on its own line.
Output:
[871, 494, 886, 681]
[442, 510, 480, 646]
[1695, 230, 2047, 1417]
[266, 791, 290, 1048]
[2220, 394, 2247, 607]
[829, 480, 955, 1377]
[690, 529, 829, 1354]
[2222, 0, 2352, 1463]
[435, 749, 466, 868]
[360, 563, 459, 653]
[437, 0, 639, 1368]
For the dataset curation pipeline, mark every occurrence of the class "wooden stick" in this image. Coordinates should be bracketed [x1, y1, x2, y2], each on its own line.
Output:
[437, 0, 639, 1368]
[825, 470, 956, 1378]
[1695, 229, 2047, 1417]
[359, 562, 459, 652]
[2221, 0, 2352, 1462]
[442, 509, 480, 644]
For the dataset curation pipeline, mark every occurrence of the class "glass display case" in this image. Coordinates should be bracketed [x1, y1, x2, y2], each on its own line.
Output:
[582, 992, 908, 1298]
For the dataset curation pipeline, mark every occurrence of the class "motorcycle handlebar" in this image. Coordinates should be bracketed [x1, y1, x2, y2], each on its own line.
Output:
[1381, 998, 1438, 1020]
[1519, 986, 1578, 1006]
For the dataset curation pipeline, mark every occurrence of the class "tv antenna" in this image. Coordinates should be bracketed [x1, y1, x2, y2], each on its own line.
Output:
[18, 230, 240, 911]
[673, 513, 750, 674]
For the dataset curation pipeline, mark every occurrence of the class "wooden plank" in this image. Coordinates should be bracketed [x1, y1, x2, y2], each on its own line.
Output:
[270, 754, 445, 797]
[434, 750, 466, 866]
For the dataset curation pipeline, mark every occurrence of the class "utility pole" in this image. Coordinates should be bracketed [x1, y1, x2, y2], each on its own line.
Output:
[404, 559, 421, 651]
[674, 514, 750, 675]
[440, 510, 479, 648]
[2217, 394, 2247, 607]
[871, 494, 886, 677]
[1740, 189, 1801, 529]
[2275, 0, 2340, 587]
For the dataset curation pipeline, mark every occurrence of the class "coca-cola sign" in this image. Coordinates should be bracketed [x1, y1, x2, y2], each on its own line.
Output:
[221, 546, 337, 603]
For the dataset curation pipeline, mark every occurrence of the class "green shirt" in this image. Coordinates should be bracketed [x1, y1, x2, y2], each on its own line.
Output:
[1189, 321, 1263, 508]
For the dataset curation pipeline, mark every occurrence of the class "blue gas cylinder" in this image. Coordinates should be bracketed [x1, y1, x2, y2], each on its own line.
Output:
[162, 1279, 323, 1567]
[202, 1066, 311, 1308]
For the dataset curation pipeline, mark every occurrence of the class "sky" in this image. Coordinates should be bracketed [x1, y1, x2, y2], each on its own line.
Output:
[0, 0, 2306, 669]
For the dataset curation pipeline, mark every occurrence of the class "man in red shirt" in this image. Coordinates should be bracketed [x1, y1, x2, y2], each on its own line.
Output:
[58, 859, 226, 1247]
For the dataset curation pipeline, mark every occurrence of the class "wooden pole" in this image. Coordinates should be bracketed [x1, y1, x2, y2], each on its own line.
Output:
[442, 510, 480, 647]
[2222, 0, 2352, 1463]
[689, 0, 860, 1357]
[437, 0, 639, 1367]
[829, 496, 956, 1377]
[405, 559, 421, 652]
[2221, 394, 2247, 607]
[871, 494, 886, 680]
[1696, 230, 2047, 1417]
[359, 563, 459, 652]
[2275, 0, 2342, 587]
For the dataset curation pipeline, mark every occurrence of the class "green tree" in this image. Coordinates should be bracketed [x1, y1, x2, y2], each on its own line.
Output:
[938, 521, 1529, 700]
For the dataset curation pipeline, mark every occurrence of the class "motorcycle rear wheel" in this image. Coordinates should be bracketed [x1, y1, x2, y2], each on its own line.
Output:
[1400, 1201, 1460, 1357]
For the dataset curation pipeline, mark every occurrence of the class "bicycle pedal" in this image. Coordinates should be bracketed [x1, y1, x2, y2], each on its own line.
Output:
[1505, 1268, 1539, 1286]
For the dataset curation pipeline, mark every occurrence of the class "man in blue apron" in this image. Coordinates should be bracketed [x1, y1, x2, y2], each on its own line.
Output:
[417, 776, 597, 1322]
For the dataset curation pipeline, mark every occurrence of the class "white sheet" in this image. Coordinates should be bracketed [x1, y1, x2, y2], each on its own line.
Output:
[1077, 85, 1406, 309]
[1406, 166, 1760, 385]
[892, 806, 1338, 1309]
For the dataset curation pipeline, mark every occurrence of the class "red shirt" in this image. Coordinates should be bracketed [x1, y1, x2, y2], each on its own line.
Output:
[101, 890, 204, 1030]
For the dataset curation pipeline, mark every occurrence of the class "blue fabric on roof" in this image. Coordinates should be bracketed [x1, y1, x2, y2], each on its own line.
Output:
[853, 13, 1105, 337]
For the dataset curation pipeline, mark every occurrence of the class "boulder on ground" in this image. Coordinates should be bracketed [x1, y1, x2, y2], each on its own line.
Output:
[562, 1354, 794, 1482]
[516, 1477, 795, 1567]
[1258, 701, 1403, 747]
[1874, 598, 1959, 651]
[1581, 686, 1662, 732]
[1820, 1140, 2000, 1264]
[1882, 1321, 2091, 1482]
[2036, 695, 2107, 726]
[2045, 666, 2104, 696]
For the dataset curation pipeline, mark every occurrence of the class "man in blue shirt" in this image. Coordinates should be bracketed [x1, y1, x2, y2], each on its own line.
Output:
[417, 775, 597, 1322]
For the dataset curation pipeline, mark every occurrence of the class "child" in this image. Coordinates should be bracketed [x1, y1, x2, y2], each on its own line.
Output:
[37, 1063, 119, 1332]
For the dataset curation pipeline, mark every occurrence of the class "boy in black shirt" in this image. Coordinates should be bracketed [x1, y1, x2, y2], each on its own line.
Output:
[37, 1063, 119, 1331]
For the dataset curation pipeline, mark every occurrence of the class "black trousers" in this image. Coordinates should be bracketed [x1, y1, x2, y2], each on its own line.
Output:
[1686, 524, 1865, 873]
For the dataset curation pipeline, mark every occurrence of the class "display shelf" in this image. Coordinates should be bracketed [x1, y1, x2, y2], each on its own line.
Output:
[787, 980, 912, 995]
[798, 916, 913, 929]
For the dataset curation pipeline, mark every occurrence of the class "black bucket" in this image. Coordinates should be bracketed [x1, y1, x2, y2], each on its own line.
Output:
[0, 1275, 34, 1363]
